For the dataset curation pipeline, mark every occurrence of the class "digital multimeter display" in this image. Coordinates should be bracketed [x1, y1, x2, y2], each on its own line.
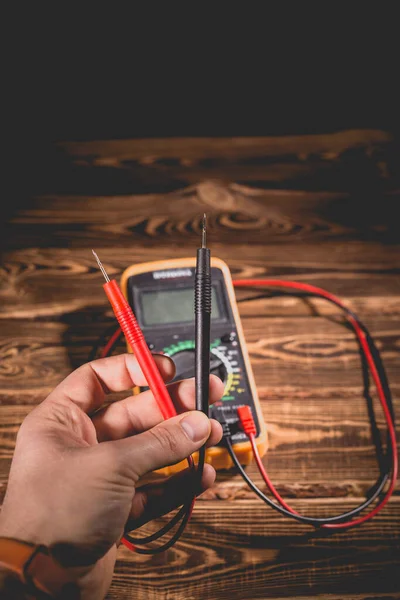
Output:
[139, 286, 221, 326]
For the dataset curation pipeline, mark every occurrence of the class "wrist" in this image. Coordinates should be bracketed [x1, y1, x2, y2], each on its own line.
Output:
[0, 536, 90, 599]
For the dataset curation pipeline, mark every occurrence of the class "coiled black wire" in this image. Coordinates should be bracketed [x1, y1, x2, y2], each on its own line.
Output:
[222, 290, 394, 526]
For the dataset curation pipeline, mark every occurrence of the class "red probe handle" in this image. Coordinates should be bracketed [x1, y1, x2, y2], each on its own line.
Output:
[103, 280, 176, 420]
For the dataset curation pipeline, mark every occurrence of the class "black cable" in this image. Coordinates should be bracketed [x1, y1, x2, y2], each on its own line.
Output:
[124, 501, 190, 546]
[128, 500, 193, 554]
[224, 431, 388, 527]
[226, 289, 394, 525]
[363, 328, 395, 425]
[194, 215, 211, 482]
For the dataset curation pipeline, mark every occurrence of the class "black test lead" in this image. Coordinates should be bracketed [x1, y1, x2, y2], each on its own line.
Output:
[195, 213, 211, 482]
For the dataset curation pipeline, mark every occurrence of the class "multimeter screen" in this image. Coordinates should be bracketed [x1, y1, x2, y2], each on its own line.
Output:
[140, 286, 221, 326]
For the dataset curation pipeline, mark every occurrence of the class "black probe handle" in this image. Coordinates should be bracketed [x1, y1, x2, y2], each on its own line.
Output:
[195, 248, 211, 418]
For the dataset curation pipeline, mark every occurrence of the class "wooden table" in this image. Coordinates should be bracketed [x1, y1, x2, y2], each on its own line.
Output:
[1, 132, 399, 599]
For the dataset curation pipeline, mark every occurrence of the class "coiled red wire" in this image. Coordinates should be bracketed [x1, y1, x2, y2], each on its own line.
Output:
[233, 279, 397, 529]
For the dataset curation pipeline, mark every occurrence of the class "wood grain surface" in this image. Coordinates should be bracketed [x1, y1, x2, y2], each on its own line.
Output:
[1, 131, 399, 599]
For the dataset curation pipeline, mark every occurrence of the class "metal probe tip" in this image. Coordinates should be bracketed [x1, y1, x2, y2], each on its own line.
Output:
[92, 249, 110, 283]
[202, 213, 207, 248]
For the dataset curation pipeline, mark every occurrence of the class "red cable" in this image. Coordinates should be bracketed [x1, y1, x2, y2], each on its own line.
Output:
[249, 435, 300, 515]
[233, 279, 397, 528]
[100, 327, 122, 359]
[121, 537, 136, 552]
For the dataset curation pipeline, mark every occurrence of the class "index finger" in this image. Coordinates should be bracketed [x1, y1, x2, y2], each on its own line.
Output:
[45, 353, 176, 414]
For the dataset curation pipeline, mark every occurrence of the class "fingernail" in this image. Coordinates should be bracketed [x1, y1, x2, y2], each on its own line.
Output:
[181, 412, 210, 442]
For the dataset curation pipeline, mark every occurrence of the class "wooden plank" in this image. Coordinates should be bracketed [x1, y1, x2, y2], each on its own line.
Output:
[106, 499, 400, 600]
[56, 130, 398, 194]
[0, 316, 399, 391]
[1, 243, 399, 318]
[60, 131, 394, 162]
[237, 294, 400, 319]
[4, 184, 400, 249]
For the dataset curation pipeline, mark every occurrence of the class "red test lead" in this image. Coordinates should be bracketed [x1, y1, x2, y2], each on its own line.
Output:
[92, 250, 176, 420]
[92, 251, 196, 554]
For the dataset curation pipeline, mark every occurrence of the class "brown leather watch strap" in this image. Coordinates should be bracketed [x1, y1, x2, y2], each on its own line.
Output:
[0, 537, 78, 598]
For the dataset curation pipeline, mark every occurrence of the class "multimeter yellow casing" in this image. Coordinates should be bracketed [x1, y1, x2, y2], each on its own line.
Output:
[121, 257, 267, 476]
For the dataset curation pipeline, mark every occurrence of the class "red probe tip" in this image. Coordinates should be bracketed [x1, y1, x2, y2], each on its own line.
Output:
[92, 249, 110, 283]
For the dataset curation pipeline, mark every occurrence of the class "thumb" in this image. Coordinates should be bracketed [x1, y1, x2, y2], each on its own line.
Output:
[112, 411, 211, 479]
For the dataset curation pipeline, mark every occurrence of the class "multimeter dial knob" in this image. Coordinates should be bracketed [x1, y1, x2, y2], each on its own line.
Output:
[170, 350, 196, 380]
[168, 349, 228, 385]
[209, 355, 227, 384]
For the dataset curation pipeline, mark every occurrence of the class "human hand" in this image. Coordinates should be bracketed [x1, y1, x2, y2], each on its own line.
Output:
[0, 354, 223, 599]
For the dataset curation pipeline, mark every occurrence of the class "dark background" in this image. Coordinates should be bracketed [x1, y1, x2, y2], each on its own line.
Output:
[2, 16, 400, 599]
[8, 11, 399, 142]
[4, 23, 399, 249]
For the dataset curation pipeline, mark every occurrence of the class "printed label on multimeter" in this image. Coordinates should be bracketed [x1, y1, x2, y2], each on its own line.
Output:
[121, 257, 267, 473]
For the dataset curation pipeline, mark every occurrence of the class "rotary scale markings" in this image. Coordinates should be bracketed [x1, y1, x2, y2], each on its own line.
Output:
[162, 338, 241, 398]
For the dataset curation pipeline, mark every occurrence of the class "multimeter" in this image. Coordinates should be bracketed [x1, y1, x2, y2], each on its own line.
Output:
[121, 257, 267, 475]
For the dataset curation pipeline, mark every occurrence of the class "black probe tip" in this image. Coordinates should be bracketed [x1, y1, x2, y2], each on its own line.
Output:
[202, 213, 207, 248]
